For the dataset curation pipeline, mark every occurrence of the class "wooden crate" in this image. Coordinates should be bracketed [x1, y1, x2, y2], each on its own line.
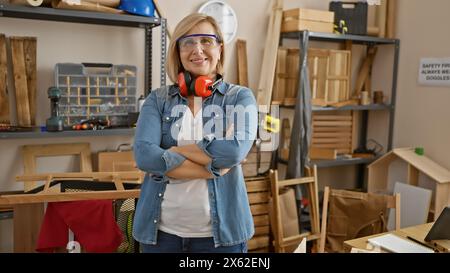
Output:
[311, 111, 357, 155]
[308, 48, 351, 106]
[281, 8, 334, 33]
[246, 175, 272, 252]
[272, 48, 299, 106]
[242, 144, 272, 177]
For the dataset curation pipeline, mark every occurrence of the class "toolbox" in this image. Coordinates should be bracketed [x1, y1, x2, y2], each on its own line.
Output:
[329, 1, 368, 35]
[54, 63, 137, 127]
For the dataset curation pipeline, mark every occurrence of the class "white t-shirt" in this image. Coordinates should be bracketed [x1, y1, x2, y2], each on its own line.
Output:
[159, 105, 212, 237]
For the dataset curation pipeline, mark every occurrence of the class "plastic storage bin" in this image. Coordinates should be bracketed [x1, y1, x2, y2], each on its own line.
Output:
[329, 1, 368, 35]
[55, 63, 137, 127]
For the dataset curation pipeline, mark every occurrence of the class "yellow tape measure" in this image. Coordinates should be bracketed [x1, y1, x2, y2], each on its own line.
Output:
[263, 114, 280, 133]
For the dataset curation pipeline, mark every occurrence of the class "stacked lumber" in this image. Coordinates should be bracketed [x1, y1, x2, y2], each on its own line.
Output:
[311, 111, 357, 156]
[246, 175, 271, 252]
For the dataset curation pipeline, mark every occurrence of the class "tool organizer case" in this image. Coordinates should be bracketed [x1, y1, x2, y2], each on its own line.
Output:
[329, 1, 368, 35]
[55, 63, 137, 127]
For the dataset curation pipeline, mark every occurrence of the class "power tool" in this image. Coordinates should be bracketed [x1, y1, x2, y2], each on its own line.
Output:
[46, 87, 64, 132]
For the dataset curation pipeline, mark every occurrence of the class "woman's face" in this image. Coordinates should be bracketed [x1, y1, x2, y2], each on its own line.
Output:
[179, 21, 222, 79]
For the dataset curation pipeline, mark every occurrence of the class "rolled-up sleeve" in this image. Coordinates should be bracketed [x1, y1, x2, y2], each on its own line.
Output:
[197, 87, 257, 177]
[134, 91, 185, 181]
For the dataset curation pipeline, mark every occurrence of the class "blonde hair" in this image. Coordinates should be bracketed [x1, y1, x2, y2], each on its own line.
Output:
[166, 13, 225, 84]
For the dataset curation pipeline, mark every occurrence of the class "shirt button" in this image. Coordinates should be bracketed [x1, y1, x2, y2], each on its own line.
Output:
[175, 123, 180, 127]
[158, 193, 162, 197]
[153, 219, 158, 223]
[215, 114, 220, 118]
[165, 117, 170, 121]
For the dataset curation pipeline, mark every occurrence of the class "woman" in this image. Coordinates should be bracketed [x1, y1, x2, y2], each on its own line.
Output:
[133, 13, 257, 253]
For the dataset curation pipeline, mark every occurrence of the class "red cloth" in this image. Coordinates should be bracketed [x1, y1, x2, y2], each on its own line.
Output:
[36, 200, 123, 253]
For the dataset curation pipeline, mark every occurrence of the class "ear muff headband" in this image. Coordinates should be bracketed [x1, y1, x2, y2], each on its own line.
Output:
[178, 72, 222, 98]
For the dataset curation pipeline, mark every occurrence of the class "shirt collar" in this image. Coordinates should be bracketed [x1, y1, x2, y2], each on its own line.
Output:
[169, 81, 227, 97]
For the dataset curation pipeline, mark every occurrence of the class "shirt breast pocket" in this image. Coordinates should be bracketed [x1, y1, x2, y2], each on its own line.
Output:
[161, 113, 176, 147]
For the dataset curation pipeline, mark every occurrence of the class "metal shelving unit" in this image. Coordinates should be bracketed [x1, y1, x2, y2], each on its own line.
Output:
[0, 127, 135, 139]
[0, 3, 167, 139]
[279, 30, 400, 189]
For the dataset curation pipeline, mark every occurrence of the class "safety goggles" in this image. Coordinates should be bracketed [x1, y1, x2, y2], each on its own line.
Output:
[177, 34, 221, 52]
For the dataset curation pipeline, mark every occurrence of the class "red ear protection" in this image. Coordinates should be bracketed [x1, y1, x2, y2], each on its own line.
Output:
[177, 72, 221, 98]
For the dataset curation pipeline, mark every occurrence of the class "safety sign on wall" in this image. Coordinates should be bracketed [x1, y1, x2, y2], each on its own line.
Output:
[418, 58, 450, 87]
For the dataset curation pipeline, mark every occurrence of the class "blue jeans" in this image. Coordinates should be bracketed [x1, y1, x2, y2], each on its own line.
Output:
[141, 230, 248, 253]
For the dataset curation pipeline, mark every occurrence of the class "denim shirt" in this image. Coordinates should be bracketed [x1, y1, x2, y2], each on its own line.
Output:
[132, 81, 257, 247]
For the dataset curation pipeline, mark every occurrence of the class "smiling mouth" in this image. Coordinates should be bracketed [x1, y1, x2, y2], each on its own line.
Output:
[190, 58, 208, 64]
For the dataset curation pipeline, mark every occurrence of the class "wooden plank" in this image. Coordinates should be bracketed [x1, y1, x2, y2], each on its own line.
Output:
[281, 20, 334, 33]
[256, 0, 283, 111]
[22, 37, 36, 125]
[386, 0, 396, 38]
[0, 189, 141, 205]
[10, 37, 31, 126]
[279, 118, 290, 161]
[248, 235, 270, 250]
[243, 162, 271, 177]
[272, 48, 287, 103]
[313, 132, 352, 138]
[254, 225, 270, 236]
[313, 143, 351, 149]
[236, 39, 249, 87]
[351, 110, 359, 152]
[16, 171, 143, 183]
[394, 148, 450, 184]
[434, 183, 450, 221]
[313, 115, 352, 121]
[282, 8, 334, 23]
[354, 47, 378, 98]
[376, 0, 388, 38]
[285, 48, 299, 101]
[313, 121, 352, 127]
[312, 138, 351, 144]
[245, 151, 272, 164]
[98, 150, 134, 172]
[309, 147, 337, 160]
[248, 191, 270, 204]
[0, 34, 9, 123]
[250, 203, 269, 216]
[407, 164, 420, 186]
[246, 180, 269, 193]
[13, 203, 44, 253]
[245, 175, 270, 183]
[249, 247, 270, 253]
[313, 126, 352, 132]
[253, 214, 270, 227]
[21, 143, 93, 191]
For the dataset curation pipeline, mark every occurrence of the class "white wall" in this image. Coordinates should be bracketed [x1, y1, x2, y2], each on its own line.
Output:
[393, 0, 450, 169]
